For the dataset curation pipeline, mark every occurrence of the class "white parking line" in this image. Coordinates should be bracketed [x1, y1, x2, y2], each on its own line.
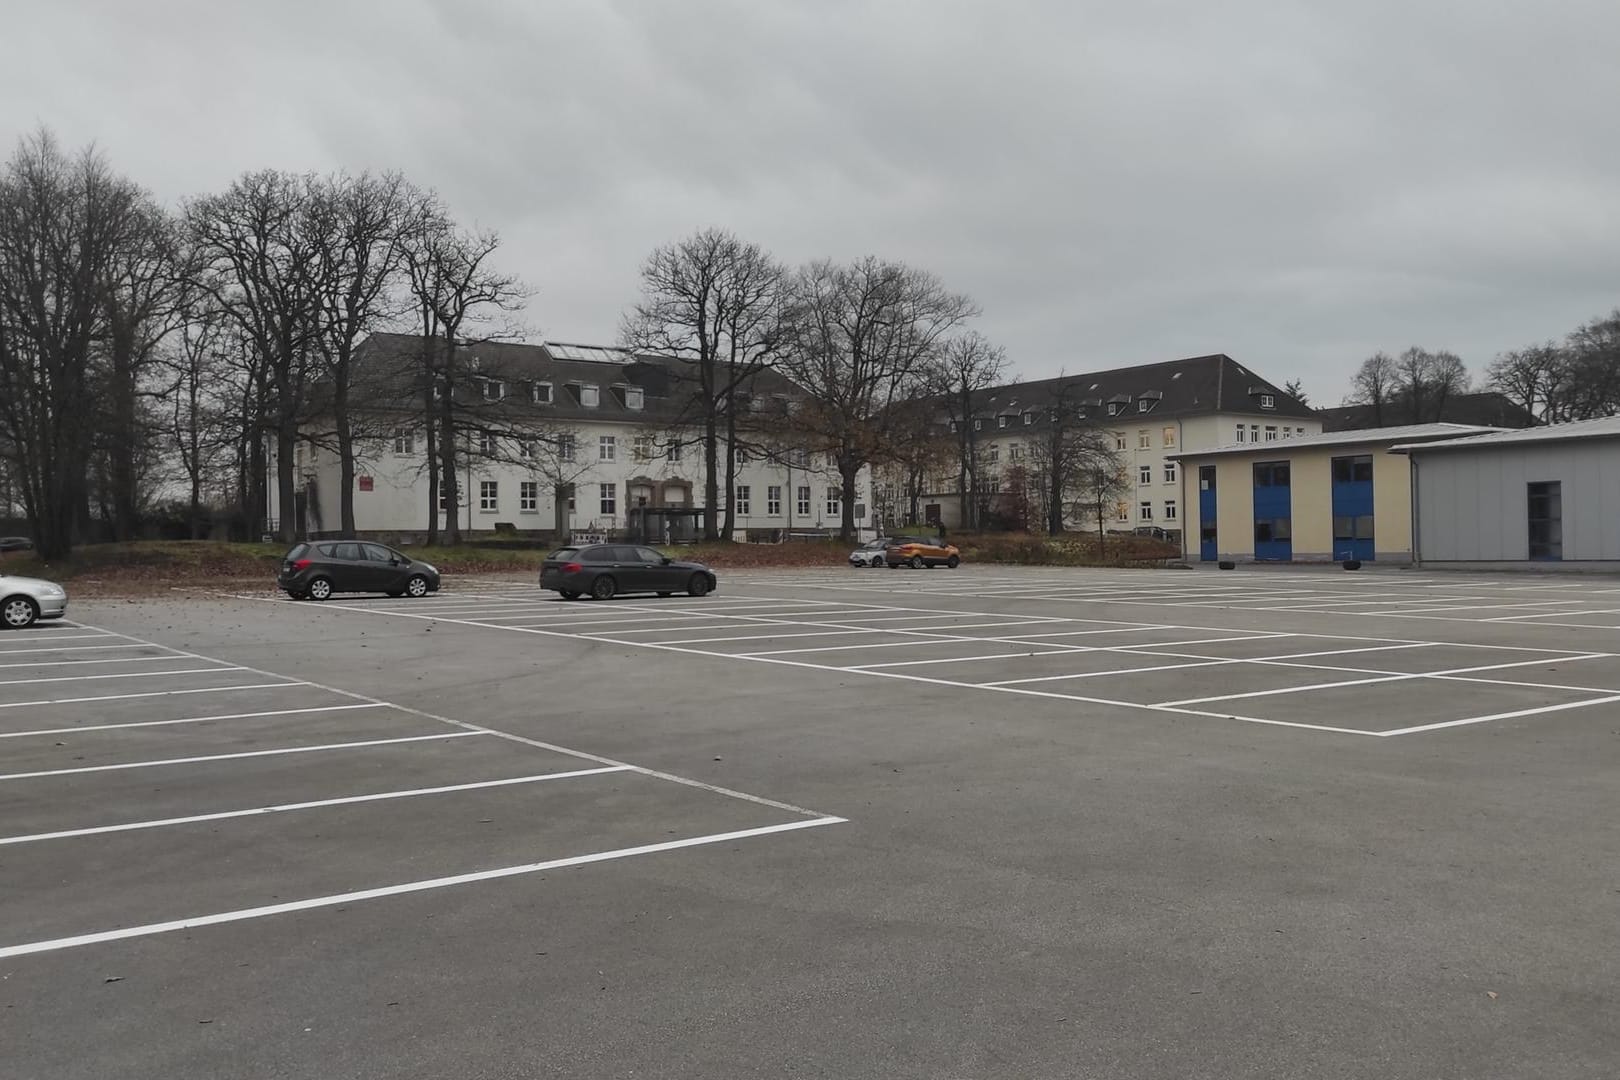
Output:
[0, 642, 150, 655]
[0, 816, 846, 959]
[0, 765, 634, 846]
[0, 702, 386, 739]
[1155, 654, 1608, 707]
[0, 654, 186, 670]
[0, 731, 484, 781]
[0, 681, 302, 710]
[0, 665, 235, 687]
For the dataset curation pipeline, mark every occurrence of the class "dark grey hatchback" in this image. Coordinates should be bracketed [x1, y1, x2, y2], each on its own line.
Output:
[278, 541, 441, 601]
[540, 544, 716, 601]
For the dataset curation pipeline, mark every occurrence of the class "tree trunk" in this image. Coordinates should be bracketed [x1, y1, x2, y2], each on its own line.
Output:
[424, 387, 439, 545]
[335, 373, 356, 538]
[107, 351, 140, 542]
[276, 421, 298, 543]
[702, 415, 719, 541]
[839, 463, 859, 542]
[721, 413, 738, 541]
[437, 346, 460, 545]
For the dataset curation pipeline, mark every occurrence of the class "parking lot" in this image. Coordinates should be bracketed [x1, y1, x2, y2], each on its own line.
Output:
[3, 564, 1618, 1078]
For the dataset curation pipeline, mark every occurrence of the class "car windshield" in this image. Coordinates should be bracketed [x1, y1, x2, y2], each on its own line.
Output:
[863, 540, 887, 550]
[548, 548, 580, 560]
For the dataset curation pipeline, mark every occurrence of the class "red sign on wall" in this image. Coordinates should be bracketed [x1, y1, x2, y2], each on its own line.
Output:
[357, 476, 374, 492]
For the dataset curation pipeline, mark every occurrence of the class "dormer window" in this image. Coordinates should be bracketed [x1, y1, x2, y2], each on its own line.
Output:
[1137, 399, 1150, 413]
[1107, 402, 1121, 416]
[482, 379, 505, 401]
[973, 419, 983, 430]
[530, 382, 552, 404]
[580, 385, 600, 407]
[998, 415, 1009, 428]
[1023, 412, 1034, 425]
[625, 386, 644, 410]
[1260, 393, 1276, 409]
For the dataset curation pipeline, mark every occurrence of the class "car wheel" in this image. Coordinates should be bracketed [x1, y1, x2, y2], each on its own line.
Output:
[909, 555, 924, 569]
[590, 576, 617, 601]
[306, 577, 333, 602]
[405, 574, 429, 598]
[946, 555, 960, 568]
[688, 574, 711, 598]
[2, 595, 38, 629]
[558, 590, 579, 600]
[871, 556, 885, 567]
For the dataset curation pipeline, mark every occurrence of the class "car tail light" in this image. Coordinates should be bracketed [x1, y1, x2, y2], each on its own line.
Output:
[292, 559, 312, 571]
[562, 562, 583, 574]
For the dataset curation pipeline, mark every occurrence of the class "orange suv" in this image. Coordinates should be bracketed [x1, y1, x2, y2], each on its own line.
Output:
[885, 535, 961, 569]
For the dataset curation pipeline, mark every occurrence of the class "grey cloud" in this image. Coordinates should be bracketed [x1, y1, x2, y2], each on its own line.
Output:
[5, 0, 1617, 401]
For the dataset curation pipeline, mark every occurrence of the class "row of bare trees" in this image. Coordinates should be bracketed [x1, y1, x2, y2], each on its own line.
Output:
[1484, 310, 1620, 423]
[0, 129, 528, 558]
[1343, 347, 1472, 425]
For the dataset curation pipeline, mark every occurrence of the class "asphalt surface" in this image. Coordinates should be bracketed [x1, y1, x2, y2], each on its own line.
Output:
[2, 564, 1617, 1079]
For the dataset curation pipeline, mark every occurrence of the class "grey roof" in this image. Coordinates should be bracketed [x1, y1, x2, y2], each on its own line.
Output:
[957, 353, 1314, 426]
[1392, 414, 1620, 453]
[1168, 423, 1503, 460]
[351, 333, 805, 425]
[1315, 391, 1536, 432]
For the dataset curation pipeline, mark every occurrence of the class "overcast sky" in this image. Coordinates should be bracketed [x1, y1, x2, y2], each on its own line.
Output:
[6, 0, 1619, 403]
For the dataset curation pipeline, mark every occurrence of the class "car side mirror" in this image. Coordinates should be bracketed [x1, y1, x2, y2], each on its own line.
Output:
[661, 556, 673, 565]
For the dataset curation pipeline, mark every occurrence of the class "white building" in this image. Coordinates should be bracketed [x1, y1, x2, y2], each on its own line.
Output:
[1396, 415, 1620, 566]
[918, 354, 1320, 533]
[273, 335, 873, 542]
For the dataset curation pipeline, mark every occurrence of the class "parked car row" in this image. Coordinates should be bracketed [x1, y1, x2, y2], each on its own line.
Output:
[848, 535, 962, 569]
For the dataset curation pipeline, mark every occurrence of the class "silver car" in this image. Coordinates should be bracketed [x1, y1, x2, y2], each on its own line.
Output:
[1, 573, 69, 629]
[849, 538, 890, 567]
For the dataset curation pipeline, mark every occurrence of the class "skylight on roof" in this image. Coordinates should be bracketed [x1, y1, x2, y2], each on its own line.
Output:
[1171, 372, 1182, 380]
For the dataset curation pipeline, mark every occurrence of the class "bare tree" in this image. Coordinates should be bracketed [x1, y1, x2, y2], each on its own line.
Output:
[621, 228, 787, 540]
[186, 171, 328, 544]
[308, 172, 425, 537]
[778, 257, 978, 541]
[399, 219, 528, 545]
[1486, 343, 1562, 423]
[1558, 310, 1620, 421]
[0, 131, 144, 559]
[1345, 351, 1397, 425]
[931, 332, 1007, 531]
[1394, 347, 1469, 422]
[1024, 380, 1124, 537]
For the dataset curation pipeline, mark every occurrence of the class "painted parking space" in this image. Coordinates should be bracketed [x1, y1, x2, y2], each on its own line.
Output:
[0, 619, 843, 960]
[268, 571, 1620, 738]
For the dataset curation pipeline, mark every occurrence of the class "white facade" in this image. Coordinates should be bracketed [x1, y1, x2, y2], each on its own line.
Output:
[1402, 419, 1620, 564]
[276, 419, 870, 541]
[924, 410, 1320, 532]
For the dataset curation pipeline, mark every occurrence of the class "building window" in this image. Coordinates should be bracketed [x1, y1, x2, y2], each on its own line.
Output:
[986, 444, 1000, 464]
[797, 485, 811, 516]
[1023, 412, 1034, 425]
[1162, 426, 1176, 448]
[520, 481, 538, 512]
[826, 488, 841, 517]
[531, 382, 552, 404]
[948, 420, 959, 432]
[1115, 501, 1130, 522]
[987, 475, 1002, 495]
[625, 386, 644, 410]
[1139, 501, 1153, 521]
[1138, 430, 1151, 449]
[1164, 462, 1177, 483]
[480, 480, 498, 512]
[1260, 393, 1276, 409]
[1138, 465, 1153, 485]
[789, 447, 810, 468]
[1164, 500, 1178, 521]
[393, 428, 414, 455]
[1331, 455, 1374, 483]
[598, 435, 616, 462]
[438, 485, 457, 511]
[734, 484, 751, 516]
[482, 380, 505, 401]
[1251, 425, 1260, 441]
[558, 434, 576, 463]
[599, 482, 616, 516]
[1296, 427, 1306, 436]
[519, 439, 536, 460]
[1264, 426, 1278, 441]
[733, 446, 748, 466]
[973, 419, 983, 431]
[1114, 434, 1127, 451]
[1253, 462, 1291, 487]
[668, 441, 683, 463]
[767, 485, 782, 516]
[1236, 425, 1246, 444]
[1107, 402, 1121, 417]
[1009, 442, 1023, 462]
[998, 415, 1009, 428]
[580, 385, 600, 407]
[479, 432, 498, 457]
[633, 436, 653, 462]
[1138, 399, 1151, 413]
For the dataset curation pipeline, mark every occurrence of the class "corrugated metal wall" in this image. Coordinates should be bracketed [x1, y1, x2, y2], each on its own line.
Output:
[1413, 442, 1620, 561]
